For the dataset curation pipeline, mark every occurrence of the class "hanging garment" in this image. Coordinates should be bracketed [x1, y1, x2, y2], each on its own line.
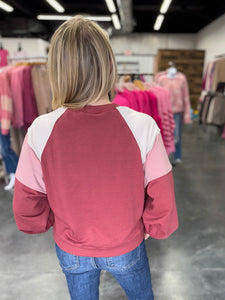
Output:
[113, 93, 132, 108]
[144, 90, 162, 132]
[206, 97, 216, 124]
[13, 50, 28, 58]
[10, 66, 38, 130]
[122, 90, 139, 111]
[210, 95, 225, 126]
[0, 128, 18, 174]
[203, 61, 215, 91]
[10, 66, 26, 128]
[31, 65, 52, 115]
[21, 66, 39, 129]
[200, 94, 213, 124]
[221, 125, 225, 139]
[151, 86, 175, 155]
[0, 67, 13, 134]
[156, 74, 191, 124]
[211, 59, 225, 92]
[113, 84, 176, 155]
[0, 49, 9, 67]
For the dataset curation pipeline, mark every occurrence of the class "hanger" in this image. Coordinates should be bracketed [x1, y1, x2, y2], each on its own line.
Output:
[18, 42, 22, 51]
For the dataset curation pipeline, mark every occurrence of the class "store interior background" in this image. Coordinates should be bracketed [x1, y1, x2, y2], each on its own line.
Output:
[1, 1, 225, 299]
[1, 1, 225, 69]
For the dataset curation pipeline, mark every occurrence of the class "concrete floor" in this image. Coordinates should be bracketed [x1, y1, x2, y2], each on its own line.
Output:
[1, 121, 225, 300]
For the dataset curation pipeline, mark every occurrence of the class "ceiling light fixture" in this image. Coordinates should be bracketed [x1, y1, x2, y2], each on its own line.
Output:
[46, 0, 65, 13]
[37, 15, 112, 22]
[37, 15, 71, 20]
[105, 0, 116, 13]
[153, 14, 164, 31]
[111, 14, 121, 30]
[86, 16, 112, 21]
[160, 0, 172, 14]
[0, 0, 14, 12]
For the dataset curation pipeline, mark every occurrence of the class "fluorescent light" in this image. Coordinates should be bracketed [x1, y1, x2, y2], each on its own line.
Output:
[37, 15, 72, 20]
[0, 0, 13, 12]
[105, 0, 116, 13]
[86, 16, 112, 22]
[160, 0, 172, 14]
[111, 14, 121, 30]
[37, 15, 112, 22]
[154, 14, 164, 31]
[46, 0, 65, 13]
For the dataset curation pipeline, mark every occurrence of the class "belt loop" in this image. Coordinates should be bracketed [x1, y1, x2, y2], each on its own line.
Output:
[91, 257, 98, 269]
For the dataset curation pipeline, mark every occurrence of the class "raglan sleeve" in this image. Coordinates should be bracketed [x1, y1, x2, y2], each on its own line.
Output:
[143, 130, 178, 239]
[13, 133, 54, 234]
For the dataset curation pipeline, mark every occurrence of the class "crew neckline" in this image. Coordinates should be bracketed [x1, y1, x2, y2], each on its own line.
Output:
[80, 103, 118, 113]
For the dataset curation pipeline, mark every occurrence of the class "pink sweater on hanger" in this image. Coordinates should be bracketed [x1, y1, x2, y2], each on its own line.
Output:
[144, 90, 163, 133]
[0, 67, 13, 134]
[10, 66, 26, 128]
[10, 66, 39, 129]
[0, 49, 9, 67]
[122, 90, 139, 111]
[157, 74, 191, 124]
[112, 93, 131, 108]
[21, 66, 38, 129]
[151, 86, 175, 155]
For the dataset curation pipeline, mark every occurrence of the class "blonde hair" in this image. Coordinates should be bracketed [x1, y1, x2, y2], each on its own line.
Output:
[48, 15, 117, 110]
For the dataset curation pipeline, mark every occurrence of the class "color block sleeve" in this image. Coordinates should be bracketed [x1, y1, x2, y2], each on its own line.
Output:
[13, 134, 54, 234]
[143, 133, 178, 239]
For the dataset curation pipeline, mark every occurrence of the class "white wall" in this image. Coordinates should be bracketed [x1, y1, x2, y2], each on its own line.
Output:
[115, 54, 154, 73]
[196, 13, 225, 65]
[111, 33, 196, 55]
[0, 38, 49, 58]
[111, 33, 196, 75]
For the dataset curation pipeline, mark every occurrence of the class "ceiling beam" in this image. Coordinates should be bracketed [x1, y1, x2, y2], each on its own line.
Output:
[134, 4, 204, 13]
[63, 3, 107, 11]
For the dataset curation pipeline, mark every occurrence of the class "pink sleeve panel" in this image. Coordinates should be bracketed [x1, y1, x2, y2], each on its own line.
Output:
[143, 170, 178, 239]
[144, 133, 172, 186]
[15, 134, 46, 194]
[13, 179, 54, 234]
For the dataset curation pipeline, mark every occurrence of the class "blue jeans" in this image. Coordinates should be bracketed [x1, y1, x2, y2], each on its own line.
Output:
[173, 113, 182, 160]
[0, 130, 18, 174]
[55, 240, 154, 300]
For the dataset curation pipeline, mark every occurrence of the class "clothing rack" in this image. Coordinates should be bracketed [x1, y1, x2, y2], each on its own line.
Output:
[118, 73, 154, 76]
[215, 54, 225, 59]
[118, 73, 154, 81]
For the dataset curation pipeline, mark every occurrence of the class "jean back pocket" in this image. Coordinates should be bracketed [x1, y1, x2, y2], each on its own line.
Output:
[55, 243, 79, 272]
[107, 242, 141, 270]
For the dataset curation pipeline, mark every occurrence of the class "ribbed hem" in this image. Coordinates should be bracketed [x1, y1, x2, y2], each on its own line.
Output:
[53, 230, 145, 258]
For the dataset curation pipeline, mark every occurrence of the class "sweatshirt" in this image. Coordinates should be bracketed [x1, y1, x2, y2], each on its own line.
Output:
[13, 103, 178, 257]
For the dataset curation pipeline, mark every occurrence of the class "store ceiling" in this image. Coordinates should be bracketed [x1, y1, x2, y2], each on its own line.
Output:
[0, 0, 225, 39]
